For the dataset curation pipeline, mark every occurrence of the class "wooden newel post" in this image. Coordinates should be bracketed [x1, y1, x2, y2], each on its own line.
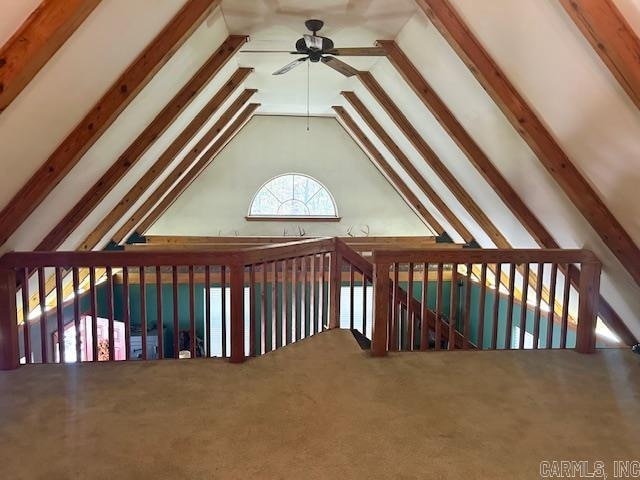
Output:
[328, 251, 342, 329]
[372, 261, 390, 357]
[229, 263, 245, 363]
[575, 261, 601, 354]
[0, 268, 19, 370]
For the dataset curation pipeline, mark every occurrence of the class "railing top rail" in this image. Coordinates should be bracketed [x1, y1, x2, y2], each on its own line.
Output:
[335, 238, 373, 278]
[372, 248, 600, 265]
[241, 237, 336, 265]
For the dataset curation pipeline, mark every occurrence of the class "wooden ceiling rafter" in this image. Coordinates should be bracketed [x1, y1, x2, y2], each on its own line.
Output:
[0, 0, 101, 113]
[559, 0, 640, 111]
[78, 73, 255, 251]
[415, 0, 640, 288]
[0, 0, 221, 247]
[332, 105, 444, 235]
[110, 93, 258, 244]
[36, 35, 248, 251]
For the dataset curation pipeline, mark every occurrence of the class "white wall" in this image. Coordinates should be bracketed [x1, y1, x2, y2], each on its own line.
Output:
[148, 115, 430, 237]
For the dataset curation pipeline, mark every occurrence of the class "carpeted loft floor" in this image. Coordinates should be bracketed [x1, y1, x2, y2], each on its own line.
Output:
[0, 329, 638, 479]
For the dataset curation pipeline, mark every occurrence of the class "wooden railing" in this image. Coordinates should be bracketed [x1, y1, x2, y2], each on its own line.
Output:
[370, 249, 601, 356]
[0, 238, 340, 369]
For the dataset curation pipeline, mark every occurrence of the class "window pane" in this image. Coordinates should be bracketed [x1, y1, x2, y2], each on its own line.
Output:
[250, 188, 280, 215]
[305, 188, 335, 216]
[278, 199, 309, 216]
[293, 175, 321, 203]
[265, 175, 294, 203]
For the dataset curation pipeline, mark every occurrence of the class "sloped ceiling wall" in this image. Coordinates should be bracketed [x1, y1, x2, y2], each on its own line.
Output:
[0, 0, 638, 338]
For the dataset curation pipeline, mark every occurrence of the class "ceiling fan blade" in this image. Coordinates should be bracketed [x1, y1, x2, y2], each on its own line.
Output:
[273, 57, 308, 75]
[241, 50, 306, 54]
[325, 47, 387, 56]
[321, 57, 359, 77]
[304, 34, 323, 50]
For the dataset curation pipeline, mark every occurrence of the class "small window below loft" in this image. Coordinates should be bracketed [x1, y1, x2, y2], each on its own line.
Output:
[247, 173, 339, 221]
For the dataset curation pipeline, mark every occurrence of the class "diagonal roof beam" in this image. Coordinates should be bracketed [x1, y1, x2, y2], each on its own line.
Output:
[0, 0, 221, 246]
[342, 90, 473, 243]
[333, 106, 444, 235]
[357, 70, 509, 248]
[134, 103, 260, 237]
[560, 0, 640, 111]
[416, 0, 640, 286]
[78, 78, 255, 251]
[0, 0, 101, 113]
[377, 41, 635, 345]
[37, 35, 248, 251]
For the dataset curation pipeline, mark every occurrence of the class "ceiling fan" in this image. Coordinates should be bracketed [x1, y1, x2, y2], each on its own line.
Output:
[242, 19, 386, 77]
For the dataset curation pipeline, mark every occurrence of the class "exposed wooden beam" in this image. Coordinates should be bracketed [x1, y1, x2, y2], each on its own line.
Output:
[560, 0, 640, 110]
[416, 0, 640, 286]
[341, 90, 474, 242]
[135, 103, 260, 236]
[0, 0, 220, 246]
[36, 35, 248, 251]
[358, 71, 509, 248]
[0, 0, 101, 113]
[78, 77, 255, 251]
[377, 40, 635, 344]
[377, 40, 556, 248]
[333, 105, 444, 234]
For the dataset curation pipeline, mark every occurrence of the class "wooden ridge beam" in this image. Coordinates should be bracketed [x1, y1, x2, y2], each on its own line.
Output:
[78, 74, 255, 251]
[36, 35, 248, 251]
[560, 0, 640, 110]
[377, 40, 635, 344]
[0, 0, 220, 246]
[416, 0, 640, 286]
[134, 102, 259, 236]
[341, 90, 474, 242]
[357, 70, 510, 248]
[0, 0, 101, 113]
[333, 105, 444, 234]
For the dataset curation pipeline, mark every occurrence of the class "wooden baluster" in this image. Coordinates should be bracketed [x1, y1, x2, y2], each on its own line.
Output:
[317, 255, 324, 332]
[282, 260, 289, 346]
[271, 261, 278, 350]
[575, 261, 601, 354]
[328, 251, 342, 329]
[172, 266, 179, 358]
[260, 263, 267, 352]
[463, 263, 472, 350]
[533, 264, 545, 349]
[349, 263, 355, 330]
[205, 265, 212, 357]
[249, 265, 256, 356]
[449, 264, 458, 350]
[406, 263, 414, 350]
[310, 255, 316, 336]
[420, 262, 429, 351]
[519, 263, 530, 349]
[122, 267, 130, 361]
[491, 263, 502, 350]
[391, 263, 399, 351]
[188, 265, 195, 358]
[560, 264, 571, 348]
[477, 264, 488, 350]
[504, 263, 516, 349]
[546, 264, 558, 349]
[292, 258, 298, 341]
[221, 265, 227, 357]
[229, 263, 245, 363]
[155, 266, 163, 359]
[139, 266, 147, 361]
[372, 261, 390, 357]
[435, 263, 443, 351]
[37, 267, 47, 363]
[0, 268, 18, 370]
[55, 267, 64, 363]
[300, 257, 307, 339]
[106, 266, 115, 361]
[20, 269, 31, 364]
[89, 267, 98, 362]
[362, 272, 368, 338]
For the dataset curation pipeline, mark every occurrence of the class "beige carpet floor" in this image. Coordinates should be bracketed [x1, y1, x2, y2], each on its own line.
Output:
[0, 329, 638, 479]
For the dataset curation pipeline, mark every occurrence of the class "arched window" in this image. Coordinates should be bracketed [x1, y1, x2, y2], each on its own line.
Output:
[248, 173, 338, 219]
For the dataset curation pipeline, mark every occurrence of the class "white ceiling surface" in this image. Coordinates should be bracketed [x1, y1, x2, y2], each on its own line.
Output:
[222, 0, 417, 114]
[0, 0, 42, 45]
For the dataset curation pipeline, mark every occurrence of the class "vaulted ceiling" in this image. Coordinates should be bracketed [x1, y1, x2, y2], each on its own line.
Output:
[0, 0, 639, 342]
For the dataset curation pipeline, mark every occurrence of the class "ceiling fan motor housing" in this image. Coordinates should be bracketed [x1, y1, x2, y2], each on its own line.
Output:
[305, 19, 324, 33]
